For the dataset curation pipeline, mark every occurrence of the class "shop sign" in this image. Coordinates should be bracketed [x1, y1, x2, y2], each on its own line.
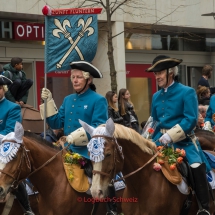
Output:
[13, 22, 44, 40]
[0, 21, 44, 41]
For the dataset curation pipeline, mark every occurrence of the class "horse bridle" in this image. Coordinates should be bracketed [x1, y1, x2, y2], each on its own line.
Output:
[0, 140, 69, 192]
[0, 142, 31, 191]
[91, 135, 124, 178]
[90, 134, 160, 182]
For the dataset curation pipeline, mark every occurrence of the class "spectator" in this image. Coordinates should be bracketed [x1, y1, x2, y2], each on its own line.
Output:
[198, 104, 207, 119]
[196, 85, 210, 105]
[197, 113, 205, 129]
[2, 57, 33, 106]
[105, 91, 124, 125]
[118, 88, 140, 133]
[197, 65, 215, 94]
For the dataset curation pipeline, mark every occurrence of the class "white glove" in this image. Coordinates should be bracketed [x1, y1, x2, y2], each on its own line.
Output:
[66, 127, 88, 146]
[41, 88, 52, 102]
[66, 134, 73, 144]
[159, 133, 172, 145]
[202, 121, 212, 131]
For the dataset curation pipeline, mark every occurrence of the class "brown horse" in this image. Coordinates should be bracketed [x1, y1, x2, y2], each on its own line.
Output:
[0, 122, 122, 215]
[195, 128, 215, 151]
[80, 119, 215, 215]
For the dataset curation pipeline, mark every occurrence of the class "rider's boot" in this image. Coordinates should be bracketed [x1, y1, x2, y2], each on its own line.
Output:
[191, 163, 210, 215]
[13, 182, 35, 215]
[106, 183, 117, 215]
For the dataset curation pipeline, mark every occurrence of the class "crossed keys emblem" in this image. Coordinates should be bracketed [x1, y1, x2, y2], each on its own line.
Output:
[53, 17, 95, 69]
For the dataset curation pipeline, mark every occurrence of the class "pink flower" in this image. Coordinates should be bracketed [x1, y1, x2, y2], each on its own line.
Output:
[153, 162, 162, 171]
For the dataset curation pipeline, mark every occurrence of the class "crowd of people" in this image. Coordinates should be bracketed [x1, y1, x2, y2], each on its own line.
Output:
[105, 89, 140, 133]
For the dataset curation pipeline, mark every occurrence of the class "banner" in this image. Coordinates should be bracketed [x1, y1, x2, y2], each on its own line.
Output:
[44, 8, 100, 73]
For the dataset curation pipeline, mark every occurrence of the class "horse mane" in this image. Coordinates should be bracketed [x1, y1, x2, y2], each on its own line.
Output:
[113, 124, 156, 155]
[24, 131, 60, 150]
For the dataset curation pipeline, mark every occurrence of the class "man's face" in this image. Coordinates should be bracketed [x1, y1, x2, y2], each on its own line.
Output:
[71, 70, 90, 92]
[154, 69, 173, 88]
[199, 106, 207, 118]
[0, 86, 5, 100]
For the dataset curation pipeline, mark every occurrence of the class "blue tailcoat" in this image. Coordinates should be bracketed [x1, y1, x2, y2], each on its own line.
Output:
[0, 98, 21, 135]
[151, 82, 210, 171]
[47, 89, 108, 158]
[205, 95, 215, 126]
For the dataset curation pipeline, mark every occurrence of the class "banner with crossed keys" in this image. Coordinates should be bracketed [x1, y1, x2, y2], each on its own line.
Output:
[45, 14, 98, 73]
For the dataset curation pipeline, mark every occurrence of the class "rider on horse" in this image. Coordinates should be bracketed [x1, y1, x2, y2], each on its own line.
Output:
[146, 55, 211, 215]
[40, 61, 118, 215]
[0, 75, 35, 215]
[204, 94, 215, 132]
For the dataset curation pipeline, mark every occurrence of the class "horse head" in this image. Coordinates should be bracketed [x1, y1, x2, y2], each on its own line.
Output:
[80, 118, 124, 199]
[0, 122, 31, 200]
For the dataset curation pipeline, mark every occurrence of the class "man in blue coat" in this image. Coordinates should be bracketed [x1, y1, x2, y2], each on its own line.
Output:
[40, 61, 118, 214]
[146, 55, 210, 215]
[0, 75, 35, 215]
[0, 76, 21, 138]
[203, 95, 215, 131]
[40, 61, 108, 159]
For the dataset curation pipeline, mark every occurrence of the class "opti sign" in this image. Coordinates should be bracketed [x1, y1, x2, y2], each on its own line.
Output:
[13, 22, 44, 40]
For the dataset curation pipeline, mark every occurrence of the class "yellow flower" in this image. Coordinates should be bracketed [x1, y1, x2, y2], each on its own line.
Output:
[65, 153, 71, 158]
[68, 172, 74, 181]
[73, 153, 80, 159]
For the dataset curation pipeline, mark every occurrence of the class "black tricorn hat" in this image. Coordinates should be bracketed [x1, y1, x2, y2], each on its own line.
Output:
[145, 55, 183, 72]
[70, 61, 103, 78]
[0, 75, 12, 85]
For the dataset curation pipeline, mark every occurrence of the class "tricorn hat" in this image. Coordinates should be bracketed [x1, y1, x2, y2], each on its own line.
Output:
[145, 55, 183, 72]
[70, 61, 103, 78]
[0, 75, 12, 85]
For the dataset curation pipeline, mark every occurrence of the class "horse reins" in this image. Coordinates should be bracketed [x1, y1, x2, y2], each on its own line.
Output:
[91, 134, 161, 182]
[0, 140, 71, 191]
[0, 141, 31, 191]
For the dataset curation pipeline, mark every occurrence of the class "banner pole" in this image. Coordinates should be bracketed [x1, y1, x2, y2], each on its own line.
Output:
[43, 73, 47, 139]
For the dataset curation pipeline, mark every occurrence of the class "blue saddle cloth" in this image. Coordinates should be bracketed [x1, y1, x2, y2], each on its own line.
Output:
[203, 151, 215, 169]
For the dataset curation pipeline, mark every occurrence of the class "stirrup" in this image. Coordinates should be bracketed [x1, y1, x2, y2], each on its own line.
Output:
[106, 211, 117, 215]
[196, 209, 210, 215]
[24, 211, 35, 215]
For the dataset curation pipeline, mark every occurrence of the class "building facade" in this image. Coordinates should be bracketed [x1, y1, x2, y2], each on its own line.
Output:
[0, 0, 215, 123]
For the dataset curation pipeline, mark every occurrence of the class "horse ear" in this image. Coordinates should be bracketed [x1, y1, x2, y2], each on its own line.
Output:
[79, 119, 95, 137]
[14, 121, 24, 143]
[105, 118, 115, 136]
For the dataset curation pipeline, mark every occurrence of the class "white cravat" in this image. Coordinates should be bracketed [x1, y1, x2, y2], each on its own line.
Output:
[164, 81, 174, 92]
[0, 97, 5, 102]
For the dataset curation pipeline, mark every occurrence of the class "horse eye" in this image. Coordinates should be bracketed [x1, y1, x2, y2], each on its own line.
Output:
[106, 153, 111, 157]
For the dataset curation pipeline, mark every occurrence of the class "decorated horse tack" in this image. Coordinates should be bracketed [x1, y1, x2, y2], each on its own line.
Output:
[0, 122, 123, 214]
[0, 122, 31, 190]
[80, 118, 215, 215]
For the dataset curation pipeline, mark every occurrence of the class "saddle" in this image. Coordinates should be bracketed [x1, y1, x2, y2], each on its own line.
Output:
[161, 158, 182, 185]
[21, 104, 48, 134]
[62, 151, 90, 192]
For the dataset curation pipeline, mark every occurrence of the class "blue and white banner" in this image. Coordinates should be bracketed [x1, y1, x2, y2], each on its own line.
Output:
[45, 14, 98, 73]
